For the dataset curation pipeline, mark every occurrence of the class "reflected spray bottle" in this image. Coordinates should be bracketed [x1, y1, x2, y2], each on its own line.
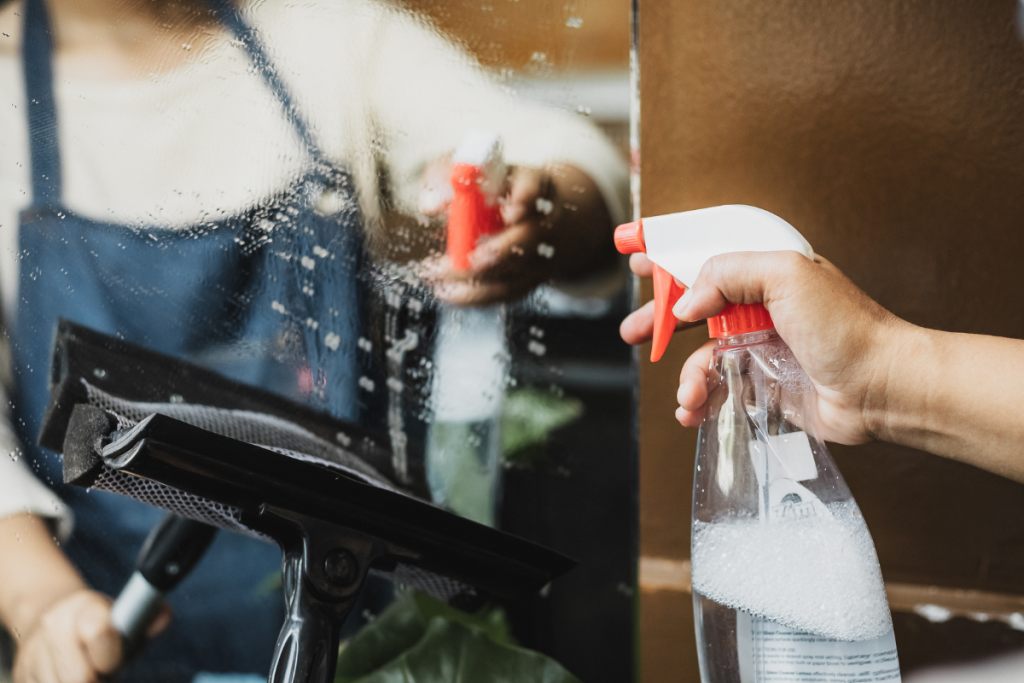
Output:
[615, 206, 901, 683]
[426, 130, 510, 527]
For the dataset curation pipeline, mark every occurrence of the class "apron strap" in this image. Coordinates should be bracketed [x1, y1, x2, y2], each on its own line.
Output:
[22, 0, 63, 206]
[208, 0, 328, 167]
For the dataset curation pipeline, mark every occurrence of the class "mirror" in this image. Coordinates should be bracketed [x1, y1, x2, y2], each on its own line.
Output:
[0, 0, 634, 681]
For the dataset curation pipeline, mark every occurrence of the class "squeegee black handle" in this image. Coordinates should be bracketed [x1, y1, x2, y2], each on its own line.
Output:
[136, 515, 218, 591]
[111, 515, 217, 658]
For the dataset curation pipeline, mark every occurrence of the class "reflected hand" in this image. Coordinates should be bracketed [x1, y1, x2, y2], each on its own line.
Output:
[13, 589, 170, 683]
[421, 163, 614, 307]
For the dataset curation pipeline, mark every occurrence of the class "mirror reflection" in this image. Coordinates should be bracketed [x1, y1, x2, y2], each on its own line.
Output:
[0, 0, 632, 681]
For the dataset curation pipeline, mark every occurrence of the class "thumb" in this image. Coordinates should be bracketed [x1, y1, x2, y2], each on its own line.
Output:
[147, 604, 173, 638]
[672, 251, 807, 323]
[76, 596, 123, 675]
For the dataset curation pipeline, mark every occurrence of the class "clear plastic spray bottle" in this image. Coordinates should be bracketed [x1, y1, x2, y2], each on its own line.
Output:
[616, 206, 901, 683]
[426, 130, 509, 526]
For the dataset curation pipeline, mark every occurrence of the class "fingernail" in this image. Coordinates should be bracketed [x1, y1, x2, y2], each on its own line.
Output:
[672, 290, 693, 319]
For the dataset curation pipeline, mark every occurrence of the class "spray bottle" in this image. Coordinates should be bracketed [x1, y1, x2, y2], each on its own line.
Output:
[426, 129, 509, 527]
[616, 206, 901, 682]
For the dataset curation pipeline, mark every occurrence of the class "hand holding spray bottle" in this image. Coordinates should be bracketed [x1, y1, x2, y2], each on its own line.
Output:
[616, 206, 901, 683]
[426, 130, 509, 527]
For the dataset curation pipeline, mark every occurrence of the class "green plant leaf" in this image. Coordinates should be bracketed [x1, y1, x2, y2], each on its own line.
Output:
[501, 388, 584, 463]
[335, 592, 579, 683]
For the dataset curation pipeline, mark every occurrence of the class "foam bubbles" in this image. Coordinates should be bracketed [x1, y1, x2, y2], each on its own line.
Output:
[692, 502, 892, 642]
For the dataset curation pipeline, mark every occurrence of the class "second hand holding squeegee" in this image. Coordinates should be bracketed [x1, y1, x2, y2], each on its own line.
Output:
[614, 205, 814, 361]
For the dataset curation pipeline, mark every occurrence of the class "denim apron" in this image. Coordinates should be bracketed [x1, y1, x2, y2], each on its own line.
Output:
[14, 0, 364, 679]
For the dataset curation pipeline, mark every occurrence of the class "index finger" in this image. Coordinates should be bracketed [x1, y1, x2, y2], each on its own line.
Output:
[629, 253, 652, 278]
[620, 299, 702, 346]
[77, 598, 122, 675]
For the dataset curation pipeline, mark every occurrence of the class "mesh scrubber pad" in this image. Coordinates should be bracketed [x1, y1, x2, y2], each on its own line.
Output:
[78, 380, 472, 602]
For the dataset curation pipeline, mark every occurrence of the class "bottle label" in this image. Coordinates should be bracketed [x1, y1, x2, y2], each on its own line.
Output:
[749, 431, 817, 485]
[737, 611, 901, 682]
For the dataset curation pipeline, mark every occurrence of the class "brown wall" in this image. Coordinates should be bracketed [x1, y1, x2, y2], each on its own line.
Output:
[639, 0, 1024, 680]
[397, 0, 629, 70]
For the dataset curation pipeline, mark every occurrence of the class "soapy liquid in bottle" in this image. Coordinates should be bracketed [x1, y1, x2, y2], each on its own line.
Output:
[692, 503, 900, 683]
[692, 330, 901, 683]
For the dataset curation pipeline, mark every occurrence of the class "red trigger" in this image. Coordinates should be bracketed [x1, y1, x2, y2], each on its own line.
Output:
[651, 264, 686, 362]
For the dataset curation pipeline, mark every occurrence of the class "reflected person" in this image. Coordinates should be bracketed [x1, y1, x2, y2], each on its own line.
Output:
[0, 0, 628, 681]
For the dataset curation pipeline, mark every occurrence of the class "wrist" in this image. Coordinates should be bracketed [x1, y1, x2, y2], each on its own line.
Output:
[862, 319, 940, 447]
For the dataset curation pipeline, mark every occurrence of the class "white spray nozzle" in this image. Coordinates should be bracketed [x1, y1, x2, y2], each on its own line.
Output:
[614, 205, 815, 357]
[641, 205, 814, 288]
[451, 128, 507, 200]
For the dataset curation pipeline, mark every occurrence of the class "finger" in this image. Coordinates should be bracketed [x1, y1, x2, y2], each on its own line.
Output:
[76, 600, 121, 675]
[418, 186, 450, 217]
[619, 299, 701, 346]
[413, 253, 448, 284]
[619, 300, 655, 344]
[418, 157, 453, 216]
[429, 223, 542, 293]
[470, 222, 536, 272]
[33, 596, 95, 683]
[629, 253, 652, 278]
[672, 250, 808, 322]
[146, 604, 173, 639]
[31, 644, 62, 683]
[435, 276, 524, 307]
[676, 405, 705, 429]
[44, 632, 94, 683]
[500, 167, 546, 227]
[676, 340, 717, 412]
[13, 638, 57, 683]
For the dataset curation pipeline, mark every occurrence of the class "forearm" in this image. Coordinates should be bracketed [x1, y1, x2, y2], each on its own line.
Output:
[876, 325, 1024, 482]
[0, 513, 86, 639]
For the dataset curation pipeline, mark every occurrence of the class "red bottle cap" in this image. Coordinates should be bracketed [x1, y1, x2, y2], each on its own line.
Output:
[707, 303, 774, 338]
[614, 220, 645, 254]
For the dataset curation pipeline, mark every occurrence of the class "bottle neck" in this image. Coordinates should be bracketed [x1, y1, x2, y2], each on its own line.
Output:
[717, 327, 780, 349]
